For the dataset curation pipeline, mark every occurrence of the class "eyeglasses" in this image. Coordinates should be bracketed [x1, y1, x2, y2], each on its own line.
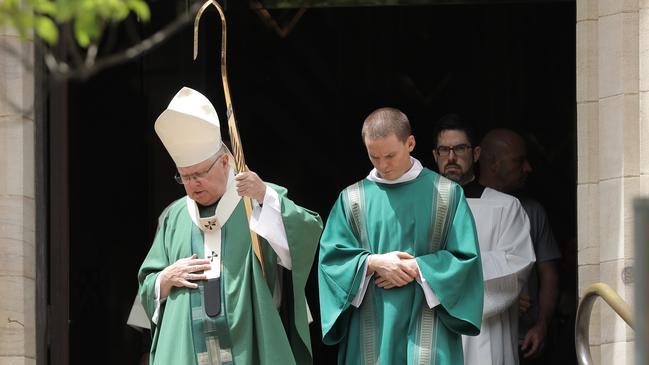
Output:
[174, 155, 222, 184]
[435, 144, 472, 157]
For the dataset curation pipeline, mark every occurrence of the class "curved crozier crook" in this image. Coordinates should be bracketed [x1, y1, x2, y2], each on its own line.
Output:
[193, 0, 266, 276]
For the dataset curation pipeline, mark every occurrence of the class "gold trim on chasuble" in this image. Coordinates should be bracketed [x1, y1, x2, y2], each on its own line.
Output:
[414, 176, 454, 365]
[345, 177, 454, 365]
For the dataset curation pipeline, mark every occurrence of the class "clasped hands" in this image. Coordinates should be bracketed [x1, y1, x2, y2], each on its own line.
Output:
[367, 251, 419, 289]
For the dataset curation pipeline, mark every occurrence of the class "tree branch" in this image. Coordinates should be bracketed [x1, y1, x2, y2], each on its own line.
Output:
[45, 2, 202, 81]
[63, 24, 84, 68]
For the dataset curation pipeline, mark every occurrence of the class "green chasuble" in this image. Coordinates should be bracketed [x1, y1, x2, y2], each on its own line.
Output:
[319, 168, 483, 365]
[138, 184, 323, 365]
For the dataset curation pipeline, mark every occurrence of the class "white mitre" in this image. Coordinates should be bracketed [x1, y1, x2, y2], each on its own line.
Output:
[154, 87, 222, 167]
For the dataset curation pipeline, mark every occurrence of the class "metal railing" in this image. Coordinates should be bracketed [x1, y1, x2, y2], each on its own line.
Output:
[635, 199, 649, 365]
[574, 282, 634, 365]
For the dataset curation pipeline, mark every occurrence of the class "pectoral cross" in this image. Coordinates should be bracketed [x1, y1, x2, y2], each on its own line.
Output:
[203, 220, 217, 231]
[208, 250, 218, 262]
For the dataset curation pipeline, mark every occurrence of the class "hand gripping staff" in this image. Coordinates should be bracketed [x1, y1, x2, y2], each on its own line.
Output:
[193, 0, 266, 277]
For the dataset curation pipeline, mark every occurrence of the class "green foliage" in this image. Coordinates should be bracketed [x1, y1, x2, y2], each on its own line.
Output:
[0, 0, 151, 47]
[33, 15, 57, 43]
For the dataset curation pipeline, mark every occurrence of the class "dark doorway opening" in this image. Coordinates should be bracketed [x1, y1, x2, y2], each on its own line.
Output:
[44, 1, 576, 364]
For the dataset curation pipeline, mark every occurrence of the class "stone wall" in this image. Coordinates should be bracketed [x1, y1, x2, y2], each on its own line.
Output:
[577, 0, 647, 363]
[0, 25, 36, 365]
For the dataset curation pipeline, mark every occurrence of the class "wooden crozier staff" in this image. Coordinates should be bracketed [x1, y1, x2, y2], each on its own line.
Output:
[193, 0, 266, 276]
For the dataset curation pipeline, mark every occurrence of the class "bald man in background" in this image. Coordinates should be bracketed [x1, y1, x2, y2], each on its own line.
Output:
[478, 129, 561, 364]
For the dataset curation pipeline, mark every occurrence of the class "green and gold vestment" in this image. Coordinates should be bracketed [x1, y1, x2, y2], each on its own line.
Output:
[139, 184, 322, 365]
[319, 168, 483, 365]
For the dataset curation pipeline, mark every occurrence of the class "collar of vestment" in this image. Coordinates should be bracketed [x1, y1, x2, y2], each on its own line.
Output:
[186, 168, 241, 232]
[367, 157, 422, 184]
[462, 179, 485, 199]
[185, 167, 241, 279]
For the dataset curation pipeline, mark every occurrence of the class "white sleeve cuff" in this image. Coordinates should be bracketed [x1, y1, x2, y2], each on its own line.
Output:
[152, 273, 166, 325]
[416, 264, 440, 308]
[352, 261, 372, 308]
[249, 186, 292, 269]
[306, 298, 314, 324]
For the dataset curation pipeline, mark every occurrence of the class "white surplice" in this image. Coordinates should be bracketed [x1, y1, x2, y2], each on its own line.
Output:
[462, 187, 536, 365]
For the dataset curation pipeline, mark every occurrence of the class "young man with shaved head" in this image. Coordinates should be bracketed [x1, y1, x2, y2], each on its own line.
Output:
[432, 114, 535, 365]
[319, 107, 484, 364]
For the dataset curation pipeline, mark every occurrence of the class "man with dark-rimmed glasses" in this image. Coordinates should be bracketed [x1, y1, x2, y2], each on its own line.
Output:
[432, 114, 535, 365]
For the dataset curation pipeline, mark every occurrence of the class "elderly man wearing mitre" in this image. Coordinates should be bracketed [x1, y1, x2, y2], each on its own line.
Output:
[138, 87, 323, 365]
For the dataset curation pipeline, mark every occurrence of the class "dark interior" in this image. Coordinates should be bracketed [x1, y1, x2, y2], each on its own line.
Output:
[48, 1, 577, 363]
